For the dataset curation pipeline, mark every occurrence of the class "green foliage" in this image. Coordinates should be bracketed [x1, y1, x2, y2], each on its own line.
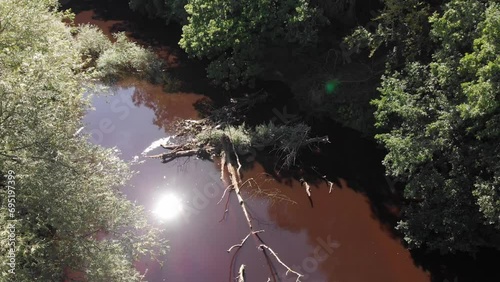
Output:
[74, 26, 165, 83]
[128, 0, 188, 24]
[0, 0, 167, 280]
[196, 122, 314, 166]
[196, 124, 252, 153]
[75, 24, 112, 65]
[372, 0, 500, 253]
[95, 33, 164, 83]
[179, 0, 320, 88]
[253, 122, 313, 166]
[345, 0, 432, 62]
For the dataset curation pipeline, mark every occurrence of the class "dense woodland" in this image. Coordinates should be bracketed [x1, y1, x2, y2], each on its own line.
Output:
[1, 0, 499, 280]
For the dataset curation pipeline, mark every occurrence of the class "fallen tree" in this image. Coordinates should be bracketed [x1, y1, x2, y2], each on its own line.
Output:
[219, 133, 305, 282]
[147, 117, 329, 281]
[148, 118, 329, 167]
[149, 119, 329, 282]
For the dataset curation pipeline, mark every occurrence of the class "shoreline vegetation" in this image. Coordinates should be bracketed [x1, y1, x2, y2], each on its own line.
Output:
[1, 0, 499, 280]
[0, 1, 168, 280]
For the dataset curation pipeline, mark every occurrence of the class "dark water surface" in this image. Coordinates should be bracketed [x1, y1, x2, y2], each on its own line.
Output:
[70, 1, 437, 281]
[82, 80, 429, 282]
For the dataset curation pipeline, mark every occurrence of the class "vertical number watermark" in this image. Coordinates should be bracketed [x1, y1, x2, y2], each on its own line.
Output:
[5, 170, 16, 275]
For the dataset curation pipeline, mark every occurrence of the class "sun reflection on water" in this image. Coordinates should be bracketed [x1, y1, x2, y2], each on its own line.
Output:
[153, 193, 183, 221]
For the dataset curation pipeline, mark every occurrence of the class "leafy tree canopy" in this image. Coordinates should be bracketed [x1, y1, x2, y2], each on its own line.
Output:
[370, 0, 500, 253]
[0, 0, 167, 280]
[129, 0, 188, 24]
[345, 0, 433, 64]
[179, 0, 320, 89]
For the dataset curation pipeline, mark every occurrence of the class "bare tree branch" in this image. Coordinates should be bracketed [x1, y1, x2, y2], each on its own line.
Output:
[258, 244, 304, 282]
[217, 184, 233, 205]
[227, 230, 264, 253]
[311, 166, 335, 193]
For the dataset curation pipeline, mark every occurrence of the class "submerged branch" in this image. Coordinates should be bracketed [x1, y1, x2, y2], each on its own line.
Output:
[300, 178, 312, 197]
[258, 244, 304, 282]
[237, 264, 246, 282]
[217, 185, 233, 205]
[311, 166, 335, 193]
[220, 134, 304, 281]
[147, 118, 320, 281]
[218, 185, 233, 223]
[227, 230, 265, 253]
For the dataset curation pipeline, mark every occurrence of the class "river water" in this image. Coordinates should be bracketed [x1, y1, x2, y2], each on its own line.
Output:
[69, 1, 435, 281]
[82, 80, 429, 282]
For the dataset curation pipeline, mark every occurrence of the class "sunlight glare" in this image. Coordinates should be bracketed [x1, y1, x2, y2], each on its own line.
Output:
[153, 194, 183, 221]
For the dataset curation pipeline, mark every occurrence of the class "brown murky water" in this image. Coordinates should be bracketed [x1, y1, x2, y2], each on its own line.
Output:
[73, 1, 431, 281]
[83, 80, 429, 282]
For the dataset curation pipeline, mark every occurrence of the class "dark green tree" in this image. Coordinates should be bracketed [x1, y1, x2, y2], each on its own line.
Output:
[179, 0, 321, 89]
[345, 0, 433, 64]
[128, 0, 188, 24]
[369, 0, 500, 253]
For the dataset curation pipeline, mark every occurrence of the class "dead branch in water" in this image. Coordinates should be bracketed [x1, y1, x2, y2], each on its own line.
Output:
[258, 244, 304, 282]
[147, 148, 199, 160]
[217, 185, 233, 205]
[311, 166, 335, 193]
[217, 184, 234, 223]
[237, 264, 246, 282]
[220, 134, 304, 282]
[300, 178, 312, 197]
[147, 123, 315, 281]
[220, 151, 226, 181]
[231, 141, 243, 178]
[227, 230, 264, 253]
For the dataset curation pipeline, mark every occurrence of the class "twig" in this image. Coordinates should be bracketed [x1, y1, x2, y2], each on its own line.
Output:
[300, 178, 311, 197]
[218, 184, 234, 222]
[219, 189, 233, 223]
[311, 167, 335, 193]
[217, 185, 234, 205]
[261, 248, 278, 282]
[258, 244, 304, 282]
[228, 243, 242, 282]
[227, 230, 264, 253]
[232, 142, 242, 179]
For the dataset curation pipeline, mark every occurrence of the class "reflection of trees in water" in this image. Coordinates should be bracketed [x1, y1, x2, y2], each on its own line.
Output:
[121, 79, 205, 132]
[241, 166, 429, 282]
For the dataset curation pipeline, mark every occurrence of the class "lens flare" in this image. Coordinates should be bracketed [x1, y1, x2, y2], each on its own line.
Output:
[325, 79, 340, 95]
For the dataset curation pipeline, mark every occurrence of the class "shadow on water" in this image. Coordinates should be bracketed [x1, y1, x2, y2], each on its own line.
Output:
[250, 81, 500, 282]
[411, 248, 500, 282]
